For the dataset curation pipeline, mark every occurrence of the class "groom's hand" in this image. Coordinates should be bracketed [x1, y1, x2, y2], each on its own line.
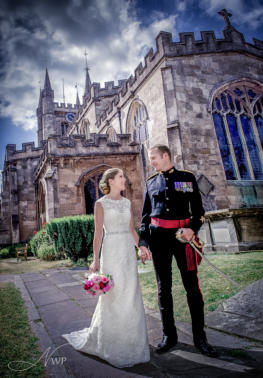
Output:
[180, 228, 194, 242]
[138, 246, 152, 264]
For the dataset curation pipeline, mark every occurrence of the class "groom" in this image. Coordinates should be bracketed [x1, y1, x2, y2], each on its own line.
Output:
[138, 144, 216, 356]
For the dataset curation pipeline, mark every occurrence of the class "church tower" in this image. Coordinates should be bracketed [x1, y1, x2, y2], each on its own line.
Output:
[37, 69, 56, 146]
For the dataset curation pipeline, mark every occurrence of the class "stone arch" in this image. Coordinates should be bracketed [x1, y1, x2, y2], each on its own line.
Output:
[76, 164, 132, 214]
[210, 78, 263, 182]
[75, 164, 110, 215]
[125, 98, 149, 135]
[106, 126, 118, 143]
[208, 77, 263, 112]
[126, 98, 150, 178]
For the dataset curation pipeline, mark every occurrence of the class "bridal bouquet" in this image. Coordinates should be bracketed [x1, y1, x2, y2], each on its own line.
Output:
[83, 272, 114, 296]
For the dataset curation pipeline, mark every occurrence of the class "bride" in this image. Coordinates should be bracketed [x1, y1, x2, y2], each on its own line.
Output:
[62, 168, 151, 368]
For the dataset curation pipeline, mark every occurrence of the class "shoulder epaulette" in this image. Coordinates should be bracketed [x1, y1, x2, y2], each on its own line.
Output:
[179, 169, 194, 174]
[146, 172, 159, 181]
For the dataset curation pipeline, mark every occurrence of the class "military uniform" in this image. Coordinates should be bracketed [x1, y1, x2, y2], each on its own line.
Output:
[139, 167, 206, 342]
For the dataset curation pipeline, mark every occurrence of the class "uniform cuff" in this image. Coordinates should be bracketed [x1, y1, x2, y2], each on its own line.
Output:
[138, 239, 149, 248]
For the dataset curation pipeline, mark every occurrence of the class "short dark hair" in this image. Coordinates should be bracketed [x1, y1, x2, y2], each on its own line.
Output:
[150, 144, 171, 160]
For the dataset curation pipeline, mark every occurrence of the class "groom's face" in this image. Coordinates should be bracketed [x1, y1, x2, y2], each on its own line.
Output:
[148, 148, 167, 171]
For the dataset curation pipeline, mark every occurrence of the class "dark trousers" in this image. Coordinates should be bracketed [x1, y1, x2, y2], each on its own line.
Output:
[148, 225, 206, 341]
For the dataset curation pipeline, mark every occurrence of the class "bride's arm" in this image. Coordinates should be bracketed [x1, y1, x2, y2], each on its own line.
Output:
[89, 202, 104, 272]
[130, 208, 139, 248]
[130, 208, 152, 264]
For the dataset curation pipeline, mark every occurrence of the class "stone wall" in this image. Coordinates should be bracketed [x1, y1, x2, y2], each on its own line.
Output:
[168, 52, 263, 211]
[35, 133, 144, 226]
[202, 208, 263, 252]
[1, 142, 44, 245]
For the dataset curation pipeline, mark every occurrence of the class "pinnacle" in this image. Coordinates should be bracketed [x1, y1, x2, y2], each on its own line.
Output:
[44, 68, 52, 91]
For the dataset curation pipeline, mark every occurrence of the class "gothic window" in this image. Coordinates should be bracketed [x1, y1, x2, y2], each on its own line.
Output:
[61, 122, 69, 136]
[80, 119, 90, 139]
[131, 103, 149, 145]
[212, 82, 263, 180]
[106, 126, 118, 143]
[127, 100, 150, 178]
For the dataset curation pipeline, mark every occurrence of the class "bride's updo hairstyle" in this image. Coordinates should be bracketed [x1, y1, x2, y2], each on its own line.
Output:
[99, 168, 122, 194]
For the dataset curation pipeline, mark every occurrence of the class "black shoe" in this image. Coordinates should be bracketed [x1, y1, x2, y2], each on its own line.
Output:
[156, 334, 178, 354]
[194, 338, 217, 357]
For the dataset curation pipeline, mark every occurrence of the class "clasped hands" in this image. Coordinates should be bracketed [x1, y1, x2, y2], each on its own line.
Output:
[139, 228, 194, 264]
[138, 247, 152, 264]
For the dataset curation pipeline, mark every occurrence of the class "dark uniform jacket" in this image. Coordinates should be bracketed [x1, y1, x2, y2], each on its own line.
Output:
[138, 167, 205, 248]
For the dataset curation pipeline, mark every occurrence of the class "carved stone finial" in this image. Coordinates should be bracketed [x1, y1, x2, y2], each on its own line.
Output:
[218, 8, 233, 29]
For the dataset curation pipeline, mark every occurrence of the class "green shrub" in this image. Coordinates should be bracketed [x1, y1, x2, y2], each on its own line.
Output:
[46, 215, 94, 262]
[0, 248, 9, 259]
[37, 244, 57, 261]
[0, 243, 28, 259]
[30, 229, 52, 257]
[8, 243, 26, 257]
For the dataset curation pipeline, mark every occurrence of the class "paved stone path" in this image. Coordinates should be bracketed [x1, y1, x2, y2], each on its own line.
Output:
[1, 268, 263, 377]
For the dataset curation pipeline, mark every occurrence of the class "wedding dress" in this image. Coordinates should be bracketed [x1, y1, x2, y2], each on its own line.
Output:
[62, 196, 150, 368]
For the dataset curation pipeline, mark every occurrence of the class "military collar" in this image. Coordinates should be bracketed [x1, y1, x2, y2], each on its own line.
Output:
[161, 167, 175, 175]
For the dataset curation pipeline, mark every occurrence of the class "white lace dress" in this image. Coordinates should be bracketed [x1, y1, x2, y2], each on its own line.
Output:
[62, 196, 150, 368]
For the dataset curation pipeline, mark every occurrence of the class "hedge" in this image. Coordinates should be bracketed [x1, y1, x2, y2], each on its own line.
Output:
[46, 214, 94, 262]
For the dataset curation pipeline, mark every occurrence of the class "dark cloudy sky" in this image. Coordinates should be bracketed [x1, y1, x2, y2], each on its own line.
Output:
[1, 0, 263, 172]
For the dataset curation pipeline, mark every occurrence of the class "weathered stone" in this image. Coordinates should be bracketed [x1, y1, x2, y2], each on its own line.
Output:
[1, 15, 263, 253]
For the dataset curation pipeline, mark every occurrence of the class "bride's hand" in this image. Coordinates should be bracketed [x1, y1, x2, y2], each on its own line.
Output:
[89, 260, 100, 273]
[138, 247, 152, 264]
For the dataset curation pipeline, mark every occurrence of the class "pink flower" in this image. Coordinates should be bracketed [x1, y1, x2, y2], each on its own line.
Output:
[84, 280, 94, 290]
[83, 273, 114, 296]
[103, 285, 110, 292]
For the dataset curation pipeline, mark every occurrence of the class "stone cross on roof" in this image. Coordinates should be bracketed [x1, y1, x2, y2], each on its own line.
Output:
[218, 8, 233, 29]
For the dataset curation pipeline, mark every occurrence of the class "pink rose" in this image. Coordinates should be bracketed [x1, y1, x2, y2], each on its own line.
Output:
[101, 276, 108, 283]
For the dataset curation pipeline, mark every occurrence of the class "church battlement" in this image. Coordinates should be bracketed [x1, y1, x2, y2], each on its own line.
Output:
[54, 102, 79, 110]
[95, 24, 263, 129]
[5, 142, 44, 162]
[34, 134, 139, 179]
[90, 80, 127, 99]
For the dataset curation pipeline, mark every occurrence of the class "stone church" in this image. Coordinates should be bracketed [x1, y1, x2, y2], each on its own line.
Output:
[1, 10, 263, 251]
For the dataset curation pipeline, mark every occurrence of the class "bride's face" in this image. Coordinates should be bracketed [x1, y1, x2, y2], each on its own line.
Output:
[109, 171, 126, 191]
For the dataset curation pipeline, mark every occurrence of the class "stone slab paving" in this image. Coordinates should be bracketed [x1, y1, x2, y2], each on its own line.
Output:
[1, 268, 263, 377]
[206, 279, 263, 342]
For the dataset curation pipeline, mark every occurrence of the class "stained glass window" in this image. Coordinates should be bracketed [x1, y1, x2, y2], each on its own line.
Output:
[131, 103, 149, 145]
[127, 101, 150, 178]
[212, 83, 263, 181]
[213, 113, 237, 179]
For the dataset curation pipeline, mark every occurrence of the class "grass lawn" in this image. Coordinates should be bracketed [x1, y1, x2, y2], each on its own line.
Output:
[138, 251, 263, 322]
[0, 282, 46, 377]
[0, 257, 74, 275]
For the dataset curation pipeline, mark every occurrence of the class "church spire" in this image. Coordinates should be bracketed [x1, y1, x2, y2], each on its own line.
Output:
[83, 50, 91, 101]
[75, 84, 80, 108]
[44, 68, 52, 91]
